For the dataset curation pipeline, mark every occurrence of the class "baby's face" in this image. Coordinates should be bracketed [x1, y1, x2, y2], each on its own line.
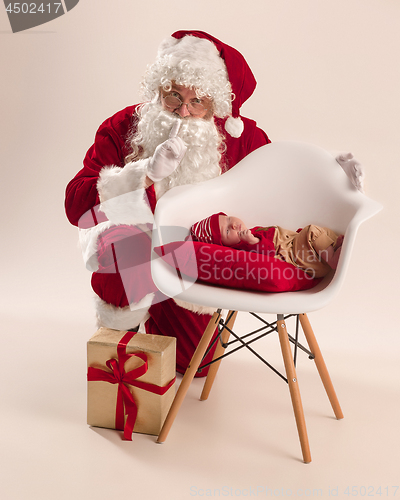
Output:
[219, 215, 248, 246]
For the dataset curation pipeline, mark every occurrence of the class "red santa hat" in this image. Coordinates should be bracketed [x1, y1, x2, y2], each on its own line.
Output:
[190, 212, 226, 245]
[142, 31, 257, 138]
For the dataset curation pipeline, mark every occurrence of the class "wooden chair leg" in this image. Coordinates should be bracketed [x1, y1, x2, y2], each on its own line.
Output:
[200, 310, 237, 401]
[277, 314, 312, 464]
[157, 309, 222, 443]
[299, 313, 344, 420]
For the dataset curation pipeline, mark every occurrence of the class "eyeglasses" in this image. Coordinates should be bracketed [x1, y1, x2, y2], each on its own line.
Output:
[162, 94, 208, 116]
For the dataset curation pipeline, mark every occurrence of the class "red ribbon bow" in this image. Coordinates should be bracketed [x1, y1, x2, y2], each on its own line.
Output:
[87, 331, 175, 440]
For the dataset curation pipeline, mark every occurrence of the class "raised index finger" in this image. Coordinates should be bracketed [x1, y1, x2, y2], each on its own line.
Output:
[169, 120, 181, 139]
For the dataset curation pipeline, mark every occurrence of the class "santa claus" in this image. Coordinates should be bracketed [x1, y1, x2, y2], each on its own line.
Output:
[65, 30, 364, 375]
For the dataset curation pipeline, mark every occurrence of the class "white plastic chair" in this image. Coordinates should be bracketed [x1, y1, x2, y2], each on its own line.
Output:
[150, 141, 382, 462]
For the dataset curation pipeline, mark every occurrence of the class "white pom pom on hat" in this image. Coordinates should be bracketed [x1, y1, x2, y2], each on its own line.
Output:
[224, 116, 245, 138]
[160, 31, 257, 138]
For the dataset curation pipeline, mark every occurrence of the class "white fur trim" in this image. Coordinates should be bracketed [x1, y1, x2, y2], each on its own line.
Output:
[78, 218, 153, 273]
[99, 189, 154, 225]
[95, 293, 155, 330]
[79, 220, 116, 272]
[97, 159, 154, 225]
[77, 160, 155, 272]
[224, 116, 244, 138]
[172, 297, 217, 316]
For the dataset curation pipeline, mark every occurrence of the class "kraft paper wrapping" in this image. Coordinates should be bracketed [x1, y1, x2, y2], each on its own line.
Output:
[87, 328, 176, 436]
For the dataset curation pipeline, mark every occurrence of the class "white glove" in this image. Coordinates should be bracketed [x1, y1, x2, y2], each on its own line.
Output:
[335, 152, 365, 193]
[147, 121, 187, 182]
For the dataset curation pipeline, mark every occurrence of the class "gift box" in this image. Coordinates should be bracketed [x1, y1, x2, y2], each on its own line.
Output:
[87, 328, 176, 439]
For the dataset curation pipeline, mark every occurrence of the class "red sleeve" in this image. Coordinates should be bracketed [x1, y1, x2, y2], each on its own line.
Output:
[64, 105, 137, 226]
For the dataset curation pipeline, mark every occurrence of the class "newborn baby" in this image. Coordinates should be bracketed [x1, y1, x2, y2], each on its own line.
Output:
[190, 212, 343, 278]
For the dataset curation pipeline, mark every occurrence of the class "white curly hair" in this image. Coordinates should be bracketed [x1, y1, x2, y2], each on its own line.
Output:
[141, 35, 233, 119]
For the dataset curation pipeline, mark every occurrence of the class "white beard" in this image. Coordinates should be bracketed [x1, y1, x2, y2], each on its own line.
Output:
[128, 102, 223, 199]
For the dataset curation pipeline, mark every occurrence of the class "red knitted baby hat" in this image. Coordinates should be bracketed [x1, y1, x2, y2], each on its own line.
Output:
[190, 212, 226, 245]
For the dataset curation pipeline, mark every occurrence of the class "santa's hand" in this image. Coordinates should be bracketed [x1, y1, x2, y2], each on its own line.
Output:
[335, 152, 365, 193]
[147, 121, 187, 182]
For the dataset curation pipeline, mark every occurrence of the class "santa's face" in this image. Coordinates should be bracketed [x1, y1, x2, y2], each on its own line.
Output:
[160, 83, 213, 120]
[130, 99, 222, 198]
[126, 81, 224, 200]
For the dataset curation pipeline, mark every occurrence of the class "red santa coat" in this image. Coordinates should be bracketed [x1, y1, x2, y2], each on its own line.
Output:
[65, 104, 270, 374]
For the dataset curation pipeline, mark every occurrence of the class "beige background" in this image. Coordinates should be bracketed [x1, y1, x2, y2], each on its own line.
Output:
[1, 0, 399, 499]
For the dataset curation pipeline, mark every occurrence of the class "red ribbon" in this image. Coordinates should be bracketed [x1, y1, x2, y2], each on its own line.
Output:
[87, 331, 176, 440]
